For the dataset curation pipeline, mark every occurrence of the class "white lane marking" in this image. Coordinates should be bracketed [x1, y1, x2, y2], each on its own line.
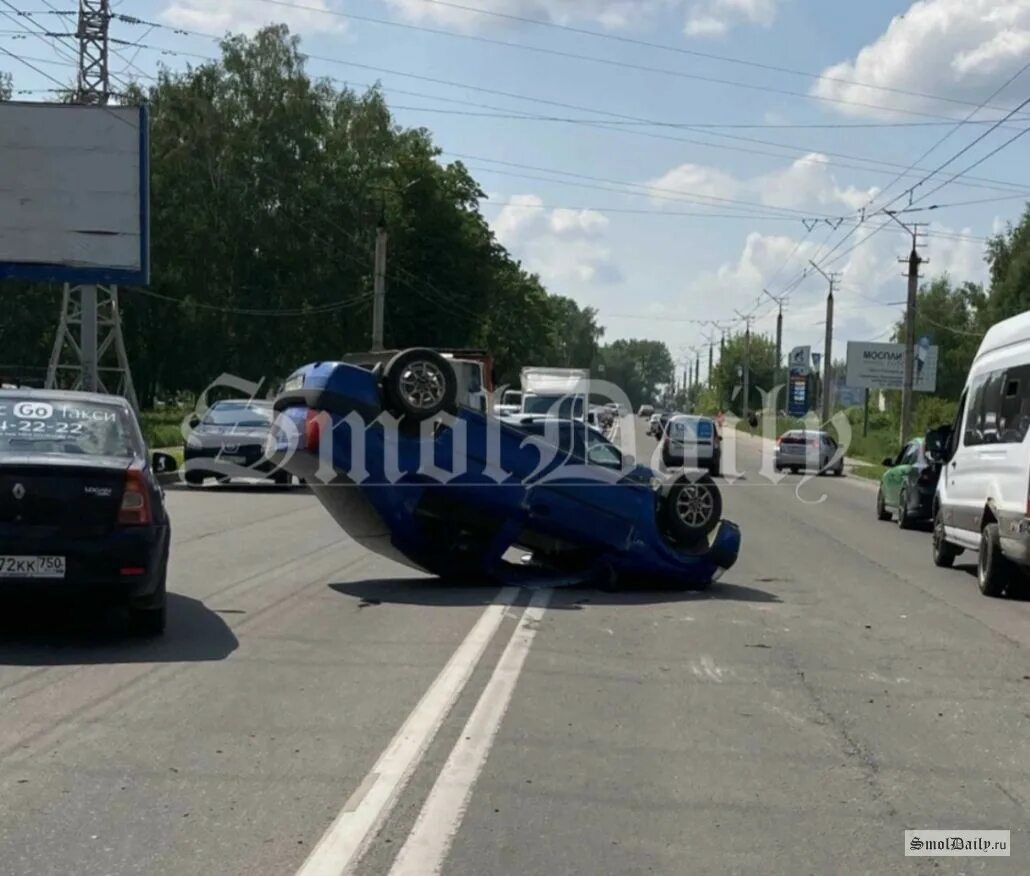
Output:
[387, 588, 553, 876]
[294, 586, 519, 876]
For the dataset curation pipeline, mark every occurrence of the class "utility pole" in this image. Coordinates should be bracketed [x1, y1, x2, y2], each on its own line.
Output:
[809, 262, 839, 424]
[762, 288, 788, 390]
[735, 311, 754, 421]
[694, 353, 700, 388]
[886, 212, 928, 444]
[46, 0, 136, 406]
[371, 215, 387, 352]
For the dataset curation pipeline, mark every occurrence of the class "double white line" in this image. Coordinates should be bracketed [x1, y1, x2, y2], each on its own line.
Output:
[295, 587, 552, 876]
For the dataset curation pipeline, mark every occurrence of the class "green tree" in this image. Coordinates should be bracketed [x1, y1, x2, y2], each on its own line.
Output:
[986, 203, 1030, 325]
[595, 339, 673, 408]
[891, 275, 985, 402]
[710, 332, 778, 415]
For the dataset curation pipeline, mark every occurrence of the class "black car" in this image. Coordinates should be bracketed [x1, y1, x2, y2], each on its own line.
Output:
[183, 399, 289, 486]
[0, 390, 175, 635]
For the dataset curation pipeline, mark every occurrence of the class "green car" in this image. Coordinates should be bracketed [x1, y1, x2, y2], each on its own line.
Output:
[875, 437, 941, 529]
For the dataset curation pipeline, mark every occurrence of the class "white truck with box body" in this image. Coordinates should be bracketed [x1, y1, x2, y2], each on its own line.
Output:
[519, 367, 590, 421]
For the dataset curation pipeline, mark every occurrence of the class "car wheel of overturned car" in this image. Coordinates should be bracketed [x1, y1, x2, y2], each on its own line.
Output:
[663, 474, 722, 546]
[382, 347, 458, 421]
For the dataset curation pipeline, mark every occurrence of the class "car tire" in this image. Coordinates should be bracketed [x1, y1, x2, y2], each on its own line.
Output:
[184, 469, 206, 487]
[876, 487, 891, 521]
[897, 487, 913, 529]
[128, 573, 167, 637]
[834, 463, 844, 477]
[382, 348, 457, 421]
[664, 474, 723, 546]
[932, 508, 958, 568]
[978, 522, 1011, 598]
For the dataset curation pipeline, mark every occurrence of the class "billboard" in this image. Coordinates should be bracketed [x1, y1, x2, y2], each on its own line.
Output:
[0, 102, 149, 285]
[787, 345, 811, 374]
[845, 341, 938, 391]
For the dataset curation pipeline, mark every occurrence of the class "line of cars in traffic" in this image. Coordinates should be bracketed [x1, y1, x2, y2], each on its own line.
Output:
[872, 311, 1030, 601]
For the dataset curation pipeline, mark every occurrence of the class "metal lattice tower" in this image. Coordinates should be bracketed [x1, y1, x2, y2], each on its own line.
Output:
[46, 0, 137, 408]
[75, 0, 110, 104]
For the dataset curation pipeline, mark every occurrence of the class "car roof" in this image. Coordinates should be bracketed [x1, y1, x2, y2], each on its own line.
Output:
[0, 388, 131, 409]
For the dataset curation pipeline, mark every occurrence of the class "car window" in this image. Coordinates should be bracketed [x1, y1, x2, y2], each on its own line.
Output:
[203, 402, 273, 427]
[0, 397, 138, 458]
[998, 364, 1030, 443]
[963, 372, 989, 447]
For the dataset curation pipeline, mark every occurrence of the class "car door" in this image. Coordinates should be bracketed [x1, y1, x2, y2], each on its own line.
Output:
[948, 369, 1006, 533]
[882, 443, 916, 506]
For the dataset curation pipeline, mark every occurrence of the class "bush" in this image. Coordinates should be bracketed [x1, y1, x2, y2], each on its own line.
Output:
[140, 407, 189, 449]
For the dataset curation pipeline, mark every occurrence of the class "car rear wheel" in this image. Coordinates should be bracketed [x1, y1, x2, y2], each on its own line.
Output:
[128, 573, 167, 637]
[897, 488, 913, 529]
[978, 522, 1012, 598]
[876, 487, 890, 521]
[664, 475, 722, 546]
[932, 509, 958, 568]
[383, 348, 457, 421]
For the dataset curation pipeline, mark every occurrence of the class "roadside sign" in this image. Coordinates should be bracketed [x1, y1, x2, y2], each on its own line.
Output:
[788, 346, 810, 373]
[787, 369, 809, 417]
[845, 341, 939, 391]
[811, 352, 822, 370]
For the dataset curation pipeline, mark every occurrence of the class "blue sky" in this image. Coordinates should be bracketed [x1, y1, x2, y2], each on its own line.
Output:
[3, 0, 1028, 371]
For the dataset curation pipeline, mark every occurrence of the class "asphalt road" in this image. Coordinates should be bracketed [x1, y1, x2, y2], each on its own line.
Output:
[2, 421, 1029, 875]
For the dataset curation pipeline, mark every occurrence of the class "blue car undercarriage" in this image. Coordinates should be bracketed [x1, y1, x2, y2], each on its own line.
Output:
[270, 349, 740, 588]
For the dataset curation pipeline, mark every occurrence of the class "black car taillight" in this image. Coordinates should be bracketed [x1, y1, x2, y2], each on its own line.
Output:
[118, 468, 152, 526]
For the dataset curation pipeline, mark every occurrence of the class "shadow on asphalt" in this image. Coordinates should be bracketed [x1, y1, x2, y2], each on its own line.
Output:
[329, 577, 781, 609]
[0, 593, 238, 665]
[954, 561, 1030, 601]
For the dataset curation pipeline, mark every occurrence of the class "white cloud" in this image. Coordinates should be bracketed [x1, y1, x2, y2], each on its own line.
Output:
[161, 0, 345, 35]
[492, 194, 621, 285]
[812, 0, 1030, 118]
[685, 0, 779, 38]
[385, 0, 665, 32]
[647, 163, 742, 203]
[387, 0, 774, 35]
[755, 154, 878, 212]
[645, 153, 877, 214]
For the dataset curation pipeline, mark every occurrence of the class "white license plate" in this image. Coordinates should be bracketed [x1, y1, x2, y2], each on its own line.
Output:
[0, 555, 66, 579]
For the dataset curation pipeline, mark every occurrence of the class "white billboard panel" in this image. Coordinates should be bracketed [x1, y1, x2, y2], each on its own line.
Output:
[0, 102, 149, 285]
[846, 341, 939, 391]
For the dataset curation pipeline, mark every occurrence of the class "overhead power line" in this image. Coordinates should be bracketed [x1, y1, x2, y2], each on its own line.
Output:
[242, 0, 1030, 120]
[60, 23, 1030, 198]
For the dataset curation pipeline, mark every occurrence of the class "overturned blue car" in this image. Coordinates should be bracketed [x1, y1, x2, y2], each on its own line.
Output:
[269, 348, 740, 587]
